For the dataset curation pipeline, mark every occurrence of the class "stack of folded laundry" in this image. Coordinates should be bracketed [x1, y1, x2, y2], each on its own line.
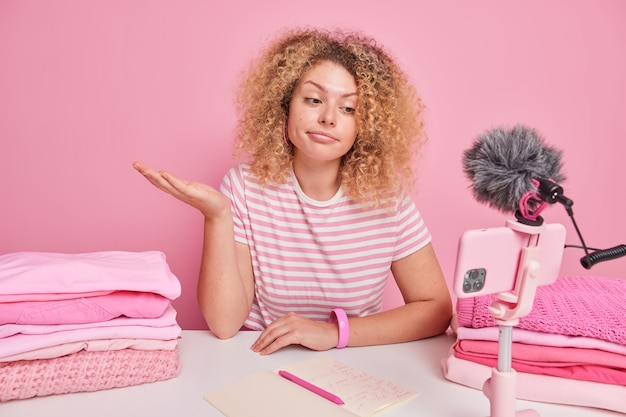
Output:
[443, 275, 626, 414]
[0, 251, 182, 402]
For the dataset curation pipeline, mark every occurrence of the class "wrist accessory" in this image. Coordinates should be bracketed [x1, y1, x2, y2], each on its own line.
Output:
[328, 308, 349, 349]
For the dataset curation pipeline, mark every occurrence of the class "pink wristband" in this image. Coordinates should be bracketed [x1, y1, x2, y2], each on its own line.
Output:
[328, 308, 349, 349]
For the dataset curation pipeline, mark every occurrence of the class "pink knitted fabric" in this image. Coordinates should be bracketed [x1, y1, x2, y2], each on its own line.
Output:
[0, 347, 180, 401]
[456, 276, 626, 345]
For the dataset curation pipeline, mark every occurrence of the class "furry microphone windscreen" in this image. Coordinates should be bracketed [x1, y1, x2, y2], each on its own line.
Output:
[462, 124, 565, 214]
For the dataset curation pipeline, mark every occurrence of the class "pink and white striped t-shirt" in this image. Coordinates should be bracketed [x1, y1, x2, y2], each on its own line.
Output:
[220, 164, 432, 330]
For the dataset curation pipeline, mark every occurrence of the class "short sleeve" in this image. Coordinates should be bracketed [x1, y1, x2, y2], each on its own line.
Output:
[392, 194, 432, 261]
[219, 165, 250, 245]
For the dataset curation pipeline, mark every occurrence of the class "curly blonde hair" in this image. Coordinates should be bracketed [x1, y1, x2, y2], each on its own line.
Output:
[234, 27, 426, 206]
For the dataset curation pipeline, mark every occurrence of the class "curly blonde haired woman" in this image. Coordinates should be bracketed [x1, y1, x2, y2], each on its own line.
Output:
[134, 27, 452, 355]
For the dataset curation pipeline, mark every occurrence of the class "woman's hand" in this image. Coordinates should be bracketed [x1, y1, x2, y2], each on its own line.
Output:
[132, 161, 230, 218]
[251, 312, 339, 355]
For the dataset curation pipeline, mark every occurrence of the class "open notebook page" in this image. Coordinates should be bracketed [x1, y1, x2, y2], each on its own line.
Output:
[204, 356, 418, 417]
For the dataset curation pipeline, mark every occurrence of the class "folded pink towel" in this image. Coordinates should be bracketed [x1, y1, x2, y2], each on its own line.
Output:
[458, 339, 626, 369]
[0, 251, 181, 302]
[0, 305, 179, 339]
[456, 276, 626, 345]
[1, 306, 181, 359]
[454, 341, 626, 385]
[0, 347, 181, 401]
[0, 291, 171, 325]
[453, 323, 626, 356]
[1, 337, 180, 362]
[442, 351, 626, 414]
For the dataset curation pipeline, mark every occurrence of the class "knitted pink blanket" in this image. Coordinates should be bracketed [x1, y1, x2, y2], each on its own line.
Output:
[456, 276, 626, 345]
[0, 347, 180, 401]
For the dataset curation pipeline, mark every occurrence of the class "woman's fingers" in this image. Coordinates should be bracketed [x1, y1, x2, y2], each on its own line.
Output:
[133, 161, 230, 218]
[133, 161, 183, 196]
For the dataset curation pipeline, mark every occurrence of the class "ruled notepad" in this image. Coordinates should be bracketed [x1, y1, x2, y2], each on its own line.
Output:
[204, 357, 418, 417]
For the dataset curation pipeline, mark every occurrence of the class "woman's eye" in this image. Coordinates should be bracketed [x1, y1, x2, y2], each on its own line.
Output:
[305, 97, 321, 104]
[342, 107, 355, 114]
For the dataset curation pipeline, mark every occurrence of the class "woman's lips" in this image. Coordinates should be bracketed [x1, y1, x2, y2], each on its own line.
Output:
[307, 131, 338, 143]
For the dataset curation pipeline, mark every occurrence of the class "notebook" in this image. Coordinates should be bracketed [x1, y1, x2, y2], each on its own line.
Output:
[204, 356, 418, 417]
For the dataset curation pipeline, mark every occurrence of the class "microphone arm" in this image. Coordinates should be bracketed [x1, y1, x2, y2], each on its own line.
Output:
[537, 178, 626, 269]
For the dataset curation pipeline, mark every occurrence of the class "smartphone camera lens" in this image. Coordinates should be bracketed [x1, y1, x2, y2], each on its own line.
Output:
[462, 268, 486, 293]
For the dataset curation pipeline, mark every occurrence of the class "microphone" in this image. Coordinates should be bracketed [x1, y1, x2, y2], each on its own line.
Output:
[462, 124, 625, 269]
[462, 124, 568, 223]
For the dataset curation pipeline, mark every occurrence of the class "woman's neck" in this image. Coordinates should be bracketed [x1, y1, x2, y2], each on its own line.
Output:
[292, 158, 341, 201]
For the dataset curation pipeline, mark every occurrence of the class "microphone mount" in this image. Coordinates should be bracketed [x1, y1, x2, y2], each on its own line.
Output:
[536, 178, 573, 215]
[534, 178, 625, 269]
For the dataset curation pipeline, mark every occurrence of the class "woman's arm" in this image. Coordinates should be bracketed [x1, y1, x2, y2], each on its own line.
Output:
[132, 162, 254, 338]
[347, 243, 453, 345]
[197, 225, 255, 338]
[251, 243, 452, 354]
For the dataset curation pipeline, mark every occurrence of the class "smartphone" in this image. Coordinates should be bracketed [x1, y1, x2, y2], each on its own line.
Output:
[453, 222, 566, 298]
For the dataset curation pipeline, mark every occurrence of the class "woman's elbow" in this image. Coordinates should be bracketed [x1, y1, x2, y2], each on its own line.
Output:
[205, 318, 241, 340]
[419, 293, 453, 338]
[200, 307, 245, 340]
[210, 326, 239, 340]
[433, 295, 453, 335]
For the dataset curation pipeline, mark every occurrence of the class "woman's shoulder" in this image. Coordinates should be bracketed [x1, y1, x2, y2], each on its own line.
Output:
[223, 163, 253, 181]
[365, 189, 416, 213]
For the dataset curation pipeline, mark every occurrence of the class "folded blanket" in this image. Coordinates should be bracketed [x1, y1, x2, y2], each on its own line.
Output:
[454, 340, 626, 385]
[0, 348, 181, 402]
[0, 337, 180, 362]
[0, 251, 181, 302]
[442, 350, 626, 414]
[456, 276, 626, 345]
[0, 291, 172, 325]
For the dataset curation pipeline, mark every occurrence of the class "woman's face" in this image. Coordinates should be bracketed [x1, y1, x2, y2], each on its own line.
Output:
[287, 60, 358, 165]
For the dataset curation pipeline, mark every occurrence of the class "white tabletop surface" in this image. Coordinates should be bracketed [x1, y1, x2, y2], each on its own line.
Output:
[1, 330, 621, 417]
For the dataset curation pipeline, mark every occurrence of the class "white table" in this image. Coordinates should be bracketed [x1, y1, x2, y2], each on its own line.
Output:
[1, 330, 621, 416]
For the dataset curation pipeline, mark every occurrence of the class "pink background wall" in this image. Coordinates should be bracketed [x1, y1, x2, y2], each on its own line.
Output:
[1, 1, 625, 329]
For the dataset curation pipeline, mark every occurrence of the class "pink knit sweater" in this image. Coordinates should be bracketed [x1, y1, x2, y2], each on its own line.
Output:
[0, 348, 180, 401]
[456, 276, 626, 345]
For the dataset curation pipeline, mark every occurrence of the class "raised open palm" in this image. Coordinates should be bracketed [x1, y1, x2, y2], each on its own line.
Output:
[132, 161, 230, 218]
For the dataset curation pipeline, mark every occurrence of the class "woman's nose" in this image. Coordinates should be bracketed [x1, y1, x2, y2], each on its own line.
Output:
[319, 107, 336, 126]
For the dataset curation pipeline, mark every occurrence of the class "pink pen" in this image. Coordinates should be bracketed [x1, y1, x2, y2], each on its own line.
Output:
[278, 370, 345, 405]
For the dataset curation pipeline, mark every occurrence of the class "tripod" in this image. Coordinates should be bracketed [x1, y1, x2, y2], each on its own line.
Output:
[481, 218, 546, 417]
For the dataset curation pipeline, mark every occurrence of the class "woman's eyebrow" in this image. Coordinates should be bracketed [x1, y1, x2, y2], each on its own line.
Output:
[303, 80, 358, 98]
